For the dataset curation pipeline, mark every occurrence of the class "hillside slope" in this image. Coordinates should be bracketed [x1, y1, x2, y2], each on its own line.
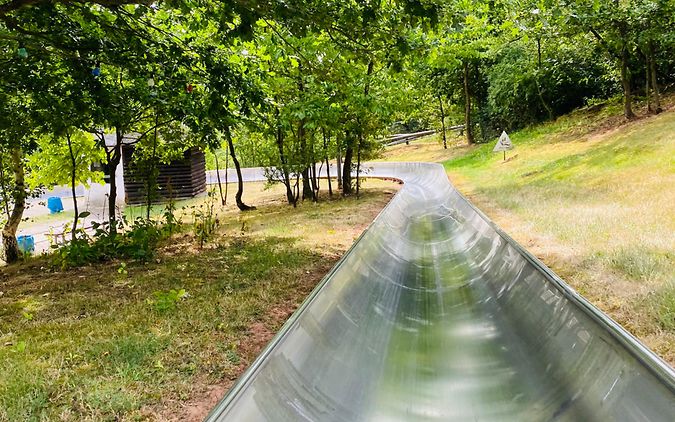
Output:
[383, 103, 675, 365]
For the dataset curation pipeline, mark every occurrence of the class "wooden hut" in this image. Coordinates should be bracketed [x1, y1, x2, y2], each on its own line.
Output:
[122, 145, 206, 205]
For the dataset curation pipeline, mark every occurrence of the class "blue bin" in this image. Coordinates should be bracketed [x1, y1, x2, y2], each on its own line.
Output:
[47, 196, 64, 214]
[17, 235, 35, 254]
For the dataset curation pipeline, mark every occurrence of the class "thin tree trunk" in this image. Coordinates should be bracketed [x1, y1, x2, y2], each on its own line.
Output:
[312, 162, 319, 200]
[336, 147, 343, 190]
[275, 110, 295, 205]
[293, 173, 300, 206]
[356, 133, 362, 199]
[438, 95, 447, 149]
[342, 132, 353, 195]
[0, 155, 11, 219]
[323, 129, 332, 196]
[2, 146, 26, 263]
[65, 131, 79, 242]
[646, 50, 652, 114]
[463, 60, 475, 145]
[214, 148, 226, 206]
[224, 148, 229, 205]
[107, 127, 124, 234]
[298, 123, 315, 202]
[225, 126, 254, 211]
[648, 41, 662, 113]
[297, 69, 315, 202]
[620, 45, 636, 119]
[146, 114, 159, 219]
[311, 142, 319, 201]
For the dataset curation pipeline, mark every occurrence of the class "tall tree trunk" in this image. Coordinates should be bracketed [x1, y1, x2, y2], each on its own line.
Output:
[297, 69, 315, 202]
[65, 131, 79, 242]
[2, 146, 26, 263]
[648, 41, 662, 113]
[225, 126, 254, 211]
[224, 149, 229, 205]
[214, 148, 226, 206]
[146, 114, 159, 219]
[342, 132, 353, 196]
[275, 109, 295, 205]
[0, 154, 11, 219]
[293, 173, 300, 205]
[107, 127, 124, 234]
[620, 45, 636, 119]
[438, 95, 447, 149]
[645, 50, 653, 114]
[356, 133, 362, 199]
[323, 129, 333, 196]
[345, 59, 374, 196]
[463, 60, 475, 145]
[312, 162, 319, 200]
[301, 169, 313, 200]
[311, 142, 319, 201]
[298, 122, 315, 202]
[336, 147, 343, 190]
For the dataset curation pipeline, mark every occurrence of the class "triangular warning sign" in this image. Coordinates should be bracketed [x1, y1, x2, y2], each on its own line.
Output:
[493, 131, 513, 152]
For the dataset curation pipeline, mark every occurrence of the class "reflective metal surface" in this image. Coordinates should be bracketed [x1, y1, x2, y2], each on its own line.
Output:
[206, 162, 675, 421]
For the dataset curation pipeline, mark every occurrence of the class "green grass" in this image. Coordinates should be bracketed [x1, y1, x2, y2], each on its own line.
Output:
[0, 184, 396, 420]
[443, 109, 675, 285]
[650, 283, 675, 332]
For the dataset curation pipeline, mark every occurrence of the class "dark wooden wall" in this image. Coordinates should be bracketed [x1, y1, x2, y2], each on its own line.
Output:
[122, 146, 207, 205]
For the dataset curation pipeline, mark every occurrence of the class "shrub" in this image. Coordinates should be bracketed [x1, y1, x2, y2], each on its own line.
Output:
[51, 216, 172, 270]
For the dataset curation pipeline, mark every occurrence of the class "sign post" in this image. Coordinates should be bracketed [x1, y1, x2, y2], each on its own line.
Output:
[493, 131, 513, 161]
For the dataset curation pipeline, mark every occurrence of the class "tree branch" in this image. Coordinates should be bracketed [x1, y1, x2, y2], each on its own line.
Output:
[588, 26, 620, 61]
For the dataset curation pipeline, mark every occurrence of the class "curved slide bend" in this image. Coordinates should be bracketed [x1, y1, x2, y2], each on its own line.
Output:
[206, 162, 674, 421]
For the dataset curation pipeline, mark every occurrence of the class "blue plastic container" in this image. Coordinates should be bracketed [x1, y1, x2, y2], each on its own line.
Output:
[47, 196, 64, 214]
[17, 235, 35, 254]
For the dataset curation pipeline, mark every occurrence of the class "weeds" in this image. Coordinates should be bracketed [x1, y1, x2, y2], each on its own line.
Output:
[192, 190, 219, 248]
[602, 247, 671, 283]
[648, 284, 675, 331]
[50, 211, 178, 270]
[147, 289, 189, 313]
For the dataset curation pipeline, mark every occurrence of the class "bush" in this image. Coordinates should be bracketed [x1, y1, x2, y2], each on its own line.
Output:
[486, 40, 618, 132]
[51, 211, 177, 270]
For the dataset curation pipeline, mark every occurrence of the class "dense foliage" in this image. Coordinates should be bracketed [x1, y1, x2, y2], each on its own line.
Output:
[1, 0, 674, 262]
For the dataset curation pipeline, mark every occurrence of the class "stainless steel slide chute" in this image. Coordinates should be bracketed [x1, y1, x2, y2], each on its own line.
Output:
[206, 162, 675, 421]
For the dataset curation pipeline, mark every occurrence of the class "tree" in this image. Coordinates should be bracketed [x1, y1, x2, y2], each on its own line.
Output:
[0, 47, 37, 263]
[558, 0, 665, 119]
[26, 132, 104, 240]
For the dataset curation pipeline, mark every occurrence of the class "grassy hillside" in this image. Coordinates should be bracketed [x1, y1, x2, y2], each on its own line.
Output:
[445, 108, 675, 364]
[384, 100, 675, 365]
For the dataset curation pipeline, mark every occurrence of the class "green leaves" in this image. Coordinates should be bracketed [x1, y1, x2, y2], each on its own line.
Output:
[26, 132, 104, 190]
